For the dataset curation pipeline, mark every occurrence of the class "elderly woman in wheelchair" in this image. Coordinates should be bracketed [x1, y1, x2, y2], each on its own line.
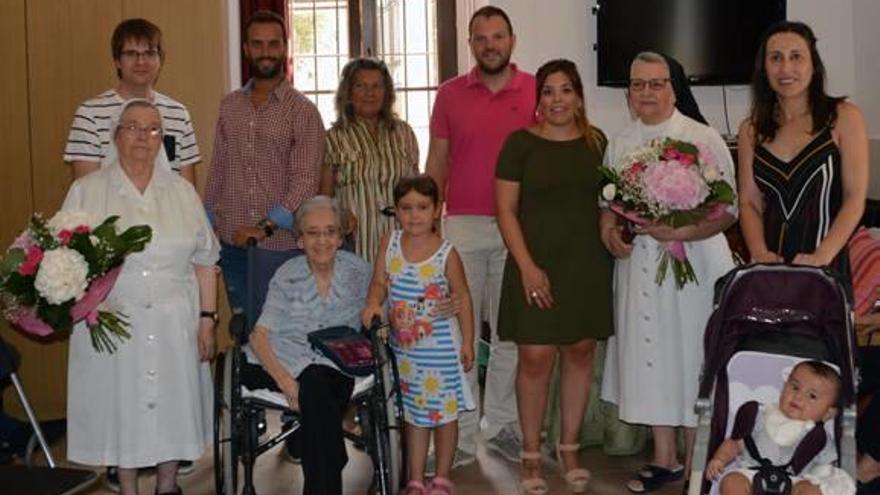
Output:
[244, 195, 372, 494]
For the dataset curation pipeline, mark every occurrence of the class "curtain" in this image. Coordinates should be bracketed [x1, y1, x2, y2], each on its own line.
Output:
[239, 0, 291, 85]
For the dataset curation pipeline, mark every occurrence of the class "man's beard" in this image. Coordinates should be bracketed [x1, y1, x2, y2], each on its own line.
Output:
[476, 51, 510, 76]
[250, 56, 284, 79]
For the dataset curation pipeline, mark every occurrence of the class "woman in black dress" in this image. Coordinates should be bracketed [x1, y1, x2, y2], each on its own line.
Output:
[737, 21, 868, 271]
[736, 21, 874, 490]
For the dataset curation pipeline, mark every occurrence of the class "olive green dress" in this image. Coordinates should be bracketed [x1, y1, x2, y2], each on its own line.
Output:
[495, 128, 613, 344]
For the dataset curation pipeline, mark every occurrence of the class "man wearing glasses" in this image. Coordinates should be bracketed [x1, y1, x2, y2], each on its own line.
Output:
[64, 18, 200, 185]
[62, 18, 202, 493]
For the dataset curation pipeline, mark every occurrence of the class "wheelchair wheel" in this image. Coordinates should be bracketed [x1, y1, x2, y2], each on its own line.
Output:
[368, 342, 406, 495]
[213, 350, 239, 495]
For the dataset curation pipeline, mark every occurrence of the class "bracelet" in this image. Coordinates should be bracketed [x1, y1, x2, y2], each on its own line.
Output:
[200, 310, 219, 323]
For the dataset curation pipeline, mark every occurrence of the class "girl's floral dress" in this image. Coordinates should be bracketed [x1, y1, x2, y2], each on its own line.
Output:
[385, 230, 474, 427]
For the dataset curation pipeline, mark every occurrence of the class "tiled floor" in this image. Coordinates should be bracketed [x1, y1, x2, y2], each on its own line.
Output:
[44, 431, 687, 495]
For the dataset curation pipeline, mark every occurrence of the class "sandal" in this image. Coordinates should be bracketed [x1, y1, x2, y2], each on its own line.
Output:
[519, 451, 548, 495]
[404, 479, 427, 495]
[428, 476, 454, 494]
[556, 443, 591, 493]
[626, 464, 684, 493]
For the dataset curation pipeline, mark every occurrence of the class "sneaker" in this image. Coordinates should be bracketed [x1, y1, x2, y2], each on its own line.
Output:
[425, 448, 477, 475]
[104, 466, 120, 493]
[485, 426, 522, 464]
[177, 460, 195, 475]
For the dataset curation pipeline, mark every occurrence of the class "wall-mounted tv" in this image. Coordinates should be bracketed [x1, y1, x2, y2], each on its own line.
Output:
[595, 0, 786, 87]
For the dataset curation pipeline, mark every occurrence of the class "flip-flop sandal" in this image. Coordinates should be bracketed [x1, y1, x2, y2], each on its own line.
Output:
[626, 464, 684, 493]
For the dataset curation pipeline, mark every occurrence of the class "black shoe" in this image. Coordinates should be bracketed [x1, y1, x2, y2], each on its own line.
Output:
[859, 476, 880, 495]
[154, 485, 183, 495]
[105, 466, 120, 492]
[281, 425, 302, 464]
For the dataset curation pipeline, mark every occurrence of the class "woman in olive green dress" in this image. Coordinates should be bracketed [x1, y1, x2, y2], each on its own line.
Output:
[495, 59, 613, 495]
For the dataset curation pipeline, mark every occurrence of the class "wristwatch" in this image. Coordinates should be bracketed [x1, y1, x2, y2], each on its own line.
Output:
[200, 310, 219, 323]
[256, 218, 276, 237]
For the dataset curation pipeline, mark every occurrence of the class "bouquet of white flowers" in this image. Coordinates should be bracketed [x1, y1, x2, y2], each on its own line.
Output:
[1, 211, 152, 352]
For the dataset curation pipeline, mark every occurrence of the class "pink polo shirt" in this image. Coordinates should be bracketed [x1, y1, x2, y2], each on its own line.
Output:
[430, 64, 536, 216]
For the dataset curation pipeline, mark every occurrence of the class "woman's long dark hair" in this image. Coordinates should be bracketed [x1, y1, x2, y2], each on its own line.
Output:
[749, 21, 845, 142]
[535, 59, 602, 150]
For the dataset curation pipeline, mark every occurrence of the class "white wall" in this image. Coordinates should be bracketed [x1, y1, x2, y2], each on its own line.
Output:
[853, 0, 880, 138]
[472, 0, 874, 140]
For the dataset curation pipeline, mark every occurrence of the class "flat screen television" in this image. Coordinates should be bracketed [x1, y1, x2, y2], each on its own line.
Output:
[595, 0, 786, 87]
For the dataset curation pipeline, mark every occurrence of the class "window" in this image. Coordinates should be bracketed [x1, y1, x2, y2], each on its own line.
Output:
[289, 0, 455, 166]
[290, 0, 350, 126]
[376, 0, 438, 163]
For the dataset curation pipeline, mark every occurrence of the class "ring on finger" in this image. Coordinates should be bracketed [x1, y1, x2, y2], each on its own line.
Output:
[530, 290, 538, 298]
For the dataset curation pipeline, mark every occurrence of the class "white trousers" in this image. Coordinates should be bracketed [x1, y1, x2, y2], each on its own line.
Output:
[443, 215, 519, 453]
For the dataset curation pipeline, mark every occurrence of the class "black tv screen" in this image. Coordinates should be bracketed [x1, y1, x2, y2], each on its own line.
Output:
[596, 0, 786, 86]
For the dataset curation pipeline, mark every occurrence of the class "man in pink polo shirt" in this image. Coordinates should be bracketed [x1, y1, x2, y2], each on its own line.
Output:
[426, 5, 536, 467]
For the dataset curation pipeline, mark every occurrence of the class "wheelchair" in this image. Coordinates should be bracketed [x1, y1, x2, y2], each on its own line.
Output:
[212, 246, 406, 495]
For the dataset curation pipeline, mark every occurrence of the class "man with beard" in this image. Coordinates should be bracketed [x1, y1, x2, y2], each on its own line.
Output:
[205, 8, 324, 389]
[426, 5, 535, 468]
[64, 18, 200, 185]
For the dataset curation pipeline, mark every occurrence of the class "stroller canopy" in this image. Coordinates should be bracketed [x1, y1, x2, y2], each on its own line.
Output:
[700, 264, 857, 406]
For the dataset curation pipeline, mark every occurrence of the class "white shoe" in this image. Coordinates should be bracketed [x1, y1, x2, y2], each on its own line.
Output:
[486, 426, 522, 464]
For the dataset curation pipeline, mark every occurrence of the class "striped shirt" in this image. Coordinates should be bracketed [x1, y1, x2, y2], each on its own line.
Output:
[63, 89, 200, 171]
[204, 80, 325, 251]
[324, 119, 419, 263]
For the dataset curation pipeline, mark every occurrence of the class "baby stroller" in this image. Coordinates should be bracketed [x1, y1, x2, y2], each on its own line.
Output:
[689, 264, 858, 495]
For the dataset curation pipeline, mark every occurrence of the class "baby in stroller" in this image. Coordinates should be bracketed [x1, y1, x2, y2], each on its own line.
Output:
[705, 360, 853, 494]
[692, 264, 860, 495]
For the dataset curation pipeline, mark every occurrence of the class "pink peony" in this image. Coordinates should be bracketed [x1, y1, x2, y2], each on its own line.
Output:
[642, 160, 710, 211]
[58, 230, 73, 245]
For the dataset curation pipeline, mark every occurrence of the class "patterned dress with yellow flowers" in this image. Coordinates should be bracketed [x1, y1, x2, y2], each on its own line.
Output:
[385, 229, 475, 427]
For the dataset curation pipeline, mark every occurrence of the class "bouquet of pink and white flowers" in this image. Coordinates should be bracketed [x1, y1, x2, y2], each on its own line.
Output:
[600, 137, 735, 288]
[0, 211, 152, 352]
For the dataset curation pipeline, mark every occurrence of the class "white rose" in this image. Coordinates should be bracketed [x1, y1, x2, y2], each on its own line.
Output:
[601, 183, 617, 202]
[33, 247, 89, 305]
[47, 210, 98, 235]
[702, 166, 721, 182]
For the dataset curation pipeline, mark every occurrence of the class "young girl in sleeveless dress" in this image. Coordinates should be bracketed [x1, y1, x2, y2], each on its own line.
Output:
[362, 174, 475, 495]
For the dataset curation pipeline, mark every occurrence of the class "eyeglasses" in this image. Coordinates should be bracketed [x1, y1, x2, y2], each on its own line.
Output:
[302, 227, 340, 240]
[119, 123, 162, 138]
[628, 78, 670, 92]
[120, 49, 160, 61]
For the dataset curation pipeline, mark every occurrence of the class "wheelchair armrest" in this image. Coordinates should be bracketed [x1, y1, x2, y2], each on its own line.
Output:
[229, 313, 248, 344]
